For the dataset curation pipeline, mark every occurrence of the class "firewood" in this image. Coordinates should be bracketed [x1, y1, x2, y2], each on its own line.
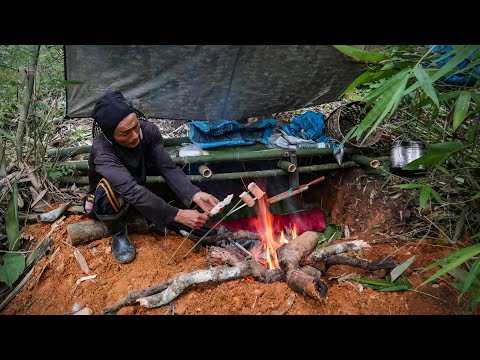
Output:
[188, 230, 261, 245]
[278, 231, 328, 300]
[104, 280, 175, 314]
[67, 217, 149, 245]
[324, 254, 396, 271]
[301, 240, 371, 267]
[137, 257, 267, 309]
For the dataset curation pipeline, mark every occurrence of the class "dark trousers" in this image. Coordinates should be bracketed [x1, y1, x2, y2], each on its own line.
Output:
[83, 178, 129, 222]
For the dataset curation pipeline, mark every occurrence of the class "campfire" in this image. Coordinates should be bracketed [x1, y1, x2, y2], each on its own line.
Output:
[102, 179, 397, 314]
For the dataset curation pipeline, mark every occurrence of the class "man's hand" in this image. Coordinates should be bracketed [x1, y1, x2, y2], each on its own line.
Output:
[174, 209, 210, 229]
[192, 191, 220, 214]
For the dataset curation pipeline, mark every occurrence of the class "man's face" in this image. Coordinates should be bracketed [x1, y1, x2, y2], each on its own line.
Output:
[113, 112, 140, 148]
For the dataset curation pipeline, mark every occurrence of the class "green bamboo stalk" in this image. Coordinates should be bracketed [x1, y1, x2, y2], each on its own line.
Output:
[57, 161, 359, 185]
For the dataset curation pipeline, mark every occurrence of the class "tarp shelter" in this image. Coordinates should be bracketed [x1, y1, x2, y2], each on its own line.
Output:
[64, 45, 363, 120]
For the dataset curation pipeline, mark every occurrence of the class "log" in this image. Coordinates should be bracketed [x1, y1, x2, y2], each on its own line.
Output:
[67, 217, 149, 246]
[301, 240, 371, 267]
[277, 231, 328, 300]
[324, 254, 396, 271]
[187, 230, 261, 245]
[137, 257, 268, 309]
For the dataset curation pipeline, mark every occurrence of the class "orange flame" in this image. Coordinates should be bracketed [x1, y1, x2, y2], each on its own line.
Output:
[255, 196, 279, 269]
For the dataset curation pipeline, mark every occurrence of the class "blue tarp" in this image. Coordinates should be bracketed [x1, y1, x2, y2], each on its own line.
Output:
[429, 45, 480, 86]
[188, 119, 278, 149]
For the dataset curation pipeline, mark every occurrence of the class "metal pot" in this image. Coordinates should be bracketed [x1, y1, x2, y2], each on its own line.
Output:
[390, 140, 426, 177]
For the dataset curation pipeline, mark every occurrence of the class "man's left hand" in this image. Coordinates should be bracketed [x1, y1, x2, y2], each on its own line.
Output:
[192, 192, 220, 214]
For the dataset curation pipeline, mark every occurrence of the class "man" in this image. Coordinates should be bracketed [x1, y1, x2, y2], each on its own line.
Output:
[84, 91, 221, 264]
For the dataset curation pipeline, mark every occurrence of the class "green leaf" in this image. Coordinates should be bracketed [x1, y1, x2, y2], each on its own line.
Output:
[430, 189, 444, 205]
[6, 182, 20, 251]
[394, 183, 425, 189]
[452, 91, 471, 131]
[419, 186, 431, 211]
[403, 141, 463, 170]
[434, 164, 449, 175]
[333, 45, 388, 63]
[0, 127, 15, 142]
[340, 70, 374, 97]
[414, 66, 439, 107]
[471, 192, 480, 200]
[420, 245, 480, 287]
[423, 244, 480, 272]
[390, 255, 416, 283]
[352, 71, 409, 142]
[460, 257, 480, 300]
[377, 285, 410, 292]
[0, 253, 25, 288]
[404, 46, 478, 96]
[364, 68, 410, 103]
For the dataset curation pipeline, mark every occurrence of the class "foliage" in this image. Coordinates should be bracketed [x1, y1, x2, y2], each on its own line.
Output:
[351, 274, 413, 292]
[0, 253, 25, 288]
[45, 163, 74, 182]
[335, 45, 480, 311]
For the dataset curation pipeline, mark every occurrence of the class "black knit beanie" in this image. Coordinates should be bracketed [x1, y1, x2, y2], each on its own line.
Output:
[92, 91, 135, 141]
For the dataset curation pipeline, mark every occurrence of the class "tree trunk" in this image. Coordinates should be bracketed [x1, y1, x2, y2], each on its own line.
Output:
[15, 45, 40, 163]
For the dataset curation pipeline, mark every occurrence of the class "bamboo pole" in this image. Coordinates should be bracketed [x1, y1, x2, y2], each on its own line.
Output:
[53, 147, 354, 171]
[46, 137, 191, 158]
[351, 154, 388, 169]
[58, 161, 358, 185]
[277, 160, 296, 172]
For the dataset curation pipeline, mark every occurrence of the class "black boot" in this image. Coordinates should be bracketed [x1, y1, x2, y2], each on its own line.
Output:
[100, 217, 136, 264]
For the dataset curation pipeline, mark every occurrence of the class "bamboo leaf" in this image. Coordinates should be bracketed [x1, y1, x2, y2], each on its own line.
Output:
[364, 69, 410, 103]
[452, 91, 471, 131]
[430, 188, 444, 205]
[0, 127, 15, 142]
[460, 257, 480, 300]
[420, 245, 480, 287]
[434, 164, 449, 175]
[423, 244, 480, 272]
[377, 285, 410, 292]
[6, 182, 20, 251]
[403, 141, 463, 170]
[333, 45, 388, 63]
[419, 186, 431, 211]
[414, 66, 439, 107]
[453, 207, 467, 242]
[0, 253, 25, 288]
[394, 183, 424, 189]
[341, 70, 374, 97]
[353, 71, 409, 141]
[471, 192, 480, 200]
[362, 74, 409, 142]
[404, 46, 477, 96]
[390, 255, 416, 283]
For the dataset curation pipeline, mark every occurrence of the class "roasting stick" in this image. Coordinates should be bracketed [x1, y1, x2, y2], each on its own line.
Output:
[167, 194, 234, 264]
[182, 183, 264, 259]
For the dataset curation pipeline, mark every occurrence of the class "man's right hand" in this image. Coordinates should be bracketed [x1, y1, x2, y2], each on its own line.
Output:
[174, 209, 209, 229]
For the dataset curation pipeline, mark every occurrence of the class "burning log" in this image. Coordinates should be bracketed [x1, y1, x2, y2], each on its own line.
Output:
[301, 240, 371, 267]
[277, 231, 328, 300]
[104, 232, 375, 313]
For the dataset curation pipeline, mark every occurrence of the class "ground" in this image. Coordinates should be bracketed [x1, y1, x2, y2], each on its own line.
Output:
[1, 167, 473, 316]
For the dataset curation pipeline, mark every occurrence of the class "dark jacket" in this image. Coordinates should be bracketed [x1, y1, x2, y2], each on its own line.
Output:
[88, 121, 201, 227]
